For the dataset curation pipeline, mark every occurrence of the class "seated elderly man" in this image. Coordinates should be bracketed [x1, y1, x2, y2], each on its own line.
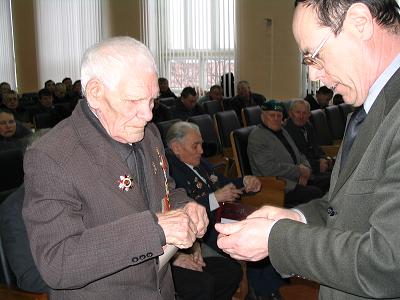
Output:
[198, 85, 223, 108]
[171, 86, 204, 121]
[284, 99, 332, 188]
[1, 90, 32, 127]
[248, 100, 324, 208]
[166, 121, 285, 300]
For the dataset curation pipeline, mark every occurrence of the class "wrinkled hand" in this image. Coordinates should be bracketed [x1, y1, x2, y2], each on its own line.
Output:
[215, 183, 243, 203]
[243, 176, 261, 193]
[299, 164, 311, 179]
[246, 205, 304, 223]
[172, 252, 205, 271]
[215, 218, 274, 261]
[192, 241, 205, 266]
[298, 175, 308, 186]
[157, 209, 197, 249]
[183, 202, 209, 238]
[319, 158, 329, 173]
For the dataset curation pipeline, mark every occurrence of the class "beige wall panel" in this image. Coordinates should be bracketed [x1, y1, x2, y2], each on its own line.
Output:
[107, 0, 141, 39]
[236, 0, 301, 100]
[12, 0, 39, 93]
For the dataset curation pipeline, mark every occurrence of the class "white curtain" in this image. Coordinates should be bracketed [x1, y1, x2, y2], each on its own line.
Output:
[141, 0, 236, 96]
[34, 0, 103, 86]
[0, 0, 17, 89]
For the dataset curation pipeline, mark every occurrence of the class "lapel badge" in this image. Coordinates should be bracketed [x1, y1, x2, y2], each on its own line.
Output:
[118, 175, 133, 191]
[152, 162, 157, 174]
[194, 177, 203, 189]
[209, 174, 218, 184]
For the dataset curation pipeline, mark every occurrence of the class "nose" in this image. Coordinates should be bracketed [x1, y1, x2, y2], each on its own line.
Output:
[137, 101, 153, 122]
[308, 66, 325, 82]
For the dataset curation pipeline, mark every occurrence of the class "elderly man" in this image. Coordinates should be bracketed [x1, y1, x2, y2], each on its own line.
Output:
[230, 80, 266, 124]
[247, 100, 324, 207]
[198, 85, 224, 107]
[171, 86, 204, 120]
[216, 1, 400, 299]
[166, 121, 285, 300]
[284, 99, 332, 176]
[23, 37, 208, 300]
[2, 90, 32, 126]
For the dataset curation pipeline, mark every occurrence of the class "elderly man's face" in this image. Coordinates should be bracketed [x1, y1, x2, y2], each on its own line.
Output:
[261, 110, 283, 132]
[290, 103, 310, 127]
[293, 4, 368, 107]
[0, 112, 17, 138]
[182, 94, 197, 110]
[96, 67, 158, 144]
[172, 129, 203, 167]
[3, 93, 19, 110]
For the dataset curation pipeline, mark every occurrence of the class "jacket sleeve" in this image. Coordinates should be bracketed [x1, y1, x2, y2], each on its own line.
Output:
[22, 148, 165, 290]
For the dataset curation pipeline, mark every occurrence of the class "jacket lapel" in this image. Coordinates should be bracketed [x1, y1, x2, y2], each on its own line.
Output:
[331, 67, 400, 198]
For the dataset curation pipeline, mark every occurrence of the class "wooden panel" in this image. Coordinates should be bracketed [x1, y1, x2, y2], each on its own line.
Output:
[0, 285, 47, 300]
[241, 176, 285, 208]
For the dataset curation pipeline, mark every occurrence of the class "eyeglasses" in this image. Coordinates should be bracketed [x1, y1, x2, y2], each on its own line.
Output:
[302, 31, 332, 70]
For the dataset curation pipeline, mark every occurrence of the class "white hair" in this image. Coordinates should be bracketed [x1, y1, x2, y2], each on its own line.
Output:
[80, 36, 157, 95]
[166, 121, 200, 148]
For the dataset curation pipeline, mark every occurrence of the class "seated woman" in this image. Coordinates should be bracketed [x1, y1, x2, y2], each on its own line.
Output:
[0, 110, 32, 152]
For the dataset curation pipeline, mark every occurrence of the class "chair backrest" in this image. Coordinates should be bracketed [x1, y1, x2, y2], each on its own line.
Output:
[159, 97, 176, 107]
[188, 114, 222, 154]
[155, 118, 181, 147]
[242, 106, 262, 127]
[339, 103, 354, 124]
[203, 100, 222, 118]
[214, 110, 241, 148]
[310, 109, 333, 145]
[221, 98, 232, 111]
[230, 126, 257, 177]
[33, 112, 55, 129]
[0, 149, 24, 192]
[325, 105, 345, 140]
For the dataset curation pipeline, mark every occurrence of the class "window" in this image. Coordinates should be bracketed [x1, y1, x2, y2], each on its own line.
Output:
[35, 0, 103, 86]
[141, 0, 236, 96]
[0, 0, 17, 89]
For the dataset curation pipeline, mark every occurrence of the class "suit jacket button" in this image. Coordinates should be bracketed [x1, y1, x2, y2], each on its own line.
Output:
[147, 252, 153, 258]
[327, 207, 336, 216]
[132, 257, 139, 263]
[140, 255, 146, 260]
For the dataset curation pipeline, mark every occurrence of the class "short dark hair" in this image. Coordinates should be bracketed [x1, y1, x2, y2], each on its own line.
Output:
[38, 88, 53, 99]
[158, 77, 168, 85]
[295, 0, 400, 34]
[317, 86, 334, 96]
[181, 86, 197, 99]
[62, 77, 72, 83]
[209, 85, 222, 92]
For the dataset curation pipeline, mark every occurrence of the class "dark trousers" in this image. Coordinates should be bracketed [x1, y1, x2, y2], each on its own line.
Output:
[284, 184, 324, 208]
[172, 257, 243, 300]
[247, 258, 285, 296]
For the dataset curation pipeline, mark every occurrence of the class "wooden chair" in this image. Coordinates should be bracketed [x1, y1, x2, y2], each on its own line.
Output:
[155, 118, 181, 147]
[325, 105, 345, 141]
[203, 100, 223, 118]
[310, 109, 340, 157]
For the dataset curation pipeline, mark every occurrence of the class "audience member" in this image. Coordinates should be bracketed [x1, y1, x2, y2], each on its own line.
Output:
[1, 90, 32, 126]
[53, 82, 70, 103]
[306, 86, 333, 110]
[69, 80, 82, 110]
[284, 99, 332, 174]
[231, 81, 266, 124]
[248, 100, 324, 207]
[332, 94, 344, 105]
[198, 85, 223, 107]
[166, 121, 285, 300]
[0, 82, 11, 102]
[0, 110, 32, 152]
[31, 88, 69, 127]
[171, 86, 204, 120]
[158, 77, 178, 99]
[44, 80, 56, 94]
[22, 36, 208, 299]
[62, 77, 73, 96]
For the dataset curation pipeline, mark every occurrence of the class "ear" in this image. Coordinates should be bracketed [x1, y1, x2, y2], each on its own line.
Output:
[170, 141, 182, 156]
[344, 3, 374, 40]
[85, 79, 104, 109]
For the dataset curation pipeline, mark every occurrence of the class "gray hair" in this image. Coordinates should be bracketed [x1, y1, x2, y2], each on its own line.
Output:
[81, 36, 157, 96]
[165, 121, 200, 148]
[289, 98, 310, 112]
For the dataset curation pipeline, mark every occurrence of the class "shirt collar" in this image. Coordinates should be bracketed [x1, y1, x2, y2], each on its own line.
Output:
[364, 54, 400, 113]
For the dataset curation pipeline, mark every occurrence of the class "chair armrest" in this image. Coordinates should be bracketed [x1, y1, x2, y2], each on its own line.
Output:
[321, 145, 340, 157]
[241, 176, 285, 208]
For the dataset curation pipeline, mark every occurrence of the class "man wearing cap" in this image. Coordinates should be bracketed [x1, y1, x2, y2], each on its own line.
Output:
[247, 100, 324, 207]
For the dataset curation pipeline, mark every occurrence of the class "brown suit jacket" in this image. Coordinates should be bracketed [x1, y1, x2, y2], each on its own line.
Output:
[23, 100, 191, 299]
